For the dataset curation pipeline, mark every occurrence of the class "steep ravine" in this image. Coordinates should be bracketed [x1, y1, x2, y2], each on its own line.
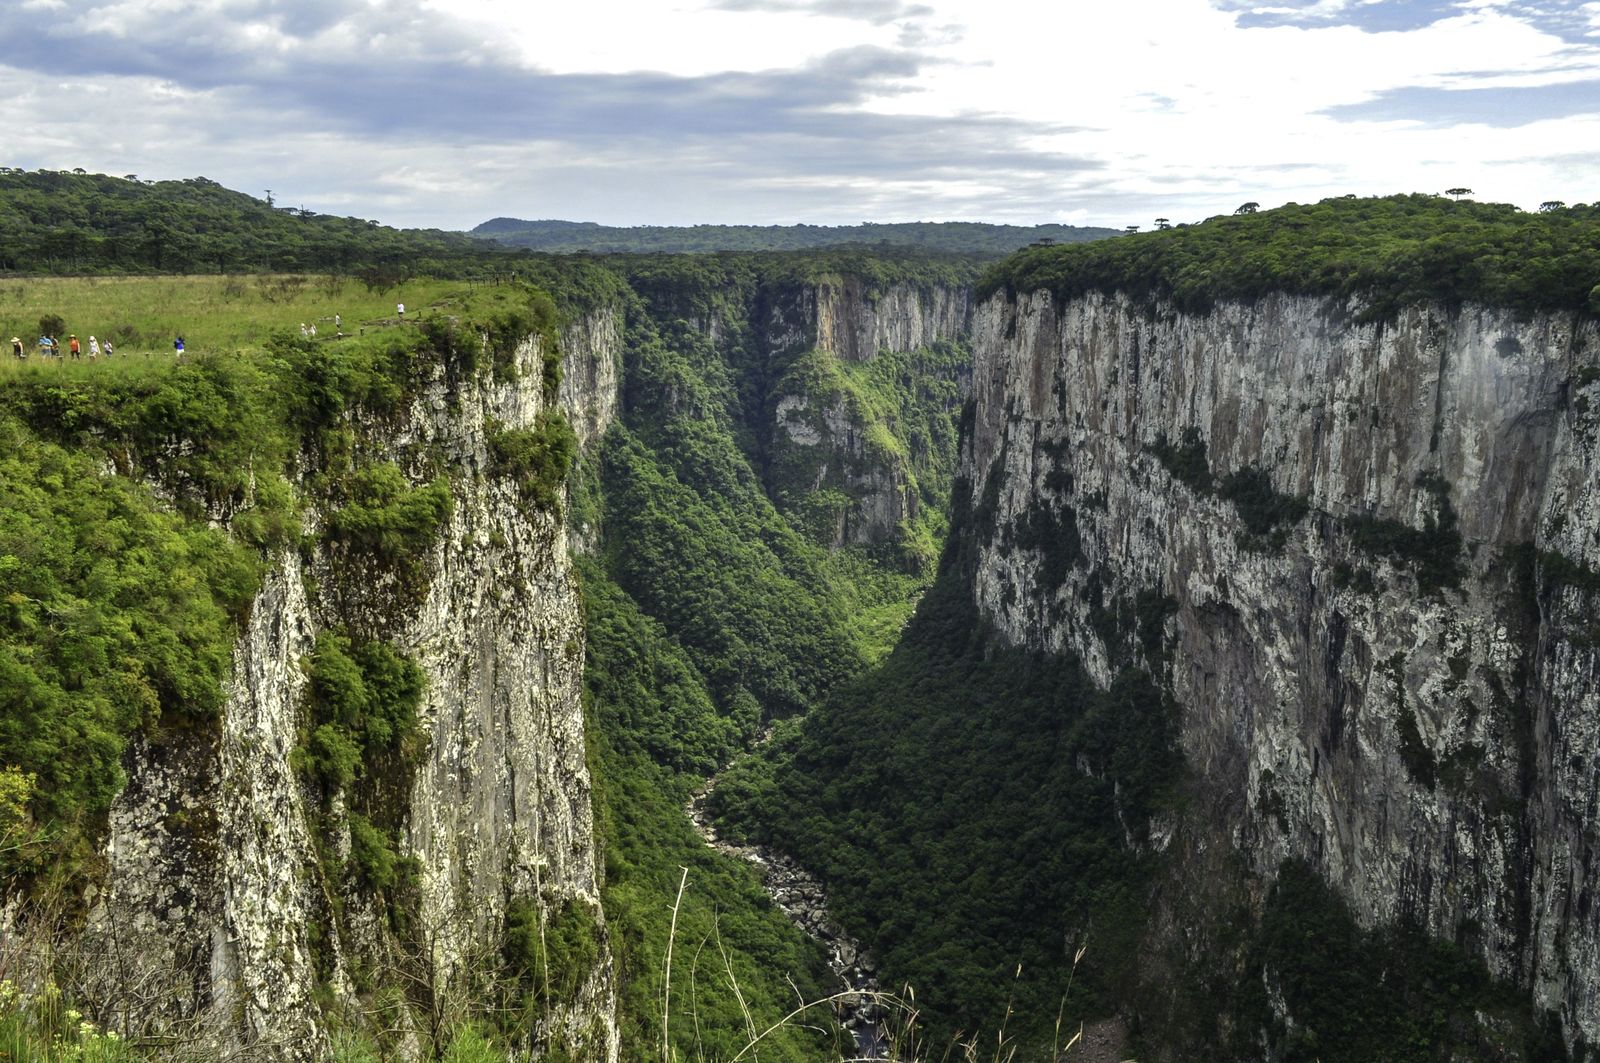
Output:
[57, 258, 978, 1061]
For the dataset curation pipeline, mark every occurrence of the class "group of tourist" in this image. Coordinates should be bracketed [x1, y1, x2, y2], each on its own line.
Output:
[9, 305, 394, 365]
[301, 312, 350, 340]
[8, 333, 189, 361]
[10, 333, 115, 360]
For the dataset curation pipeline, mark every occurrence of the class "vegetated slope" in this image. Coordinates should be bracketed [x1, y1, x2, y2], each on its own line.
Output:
[0, 169, 513, 275]
[980, 194, 1600, 318]
[472, 217, 1118, 255]
[570, 250, 980, 1059]
[708, 486, 1182, 1050]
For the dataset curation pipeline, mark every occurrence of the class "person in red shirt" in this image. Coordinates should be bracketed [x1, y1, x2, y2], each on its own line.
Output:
[68, 335, 81, 359]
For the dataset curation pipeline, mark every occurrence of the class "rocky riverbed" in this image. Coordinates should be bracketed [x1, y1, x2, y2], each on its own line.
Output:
[687, 782, 889, 1059]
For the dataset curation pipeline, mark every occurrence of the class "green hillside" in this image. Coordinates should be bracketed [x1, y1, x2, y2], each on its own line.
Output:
[0, 169, 511, 276]
[471, 216, 1118, 255]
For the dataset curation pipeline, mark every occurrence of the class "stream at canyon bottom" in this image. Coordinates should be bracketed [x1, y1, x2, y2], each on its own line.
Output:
[688, 775, 890, 1060]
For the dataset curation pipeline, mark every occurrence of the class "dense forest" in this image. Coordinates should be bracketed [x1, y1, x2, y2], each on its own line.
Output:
[979, 193, 1600, 319]
[472, 217, 1118, 254]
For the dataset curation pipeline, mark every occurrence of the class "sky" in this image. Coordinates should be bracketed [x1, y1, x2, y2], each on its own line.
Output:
[1, 0, 1596, 230]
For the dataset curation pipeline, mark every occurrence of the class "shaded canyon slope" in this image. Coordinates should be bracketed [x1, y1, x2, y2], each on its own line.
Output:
[716, 198, 1600, 1058]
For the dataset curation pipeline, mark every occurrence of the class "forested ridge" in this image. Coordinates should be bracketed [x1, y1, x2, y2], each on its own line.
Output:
[980, 193, 1600, 318]
[0, 169, 507, 275]
[472, 217, 1118, 255]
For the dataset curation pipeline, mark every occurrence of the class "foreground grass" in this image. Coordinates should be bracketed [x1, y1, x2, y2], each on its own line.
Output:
[0, 274, 467, 359]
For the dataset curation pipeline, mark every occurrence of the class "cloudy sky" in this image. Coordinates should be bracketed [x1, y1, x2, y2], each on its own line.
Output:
[2, 0, 1596, 230]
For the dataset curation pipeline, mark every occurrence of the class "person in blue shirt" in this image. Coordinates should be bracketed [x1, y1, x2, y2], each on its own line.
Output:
[174, 336, 185, 357]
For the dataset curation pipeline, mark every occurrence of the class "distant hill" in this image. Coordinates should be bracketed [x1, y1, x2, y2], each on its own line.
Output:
[0, 169, 509, 275]
[470, 217, 1119, 255]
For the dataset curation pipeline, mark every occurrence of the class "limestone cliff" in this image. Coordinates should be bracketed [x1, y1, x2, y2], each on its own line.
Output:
[964, 287, 1600, 1048]
[86, 310, 624, 1060]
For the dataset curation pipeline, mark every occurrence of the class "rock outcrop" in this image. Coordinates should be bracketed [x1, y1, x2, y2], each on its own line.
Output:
[964, 288, 1600, 1047]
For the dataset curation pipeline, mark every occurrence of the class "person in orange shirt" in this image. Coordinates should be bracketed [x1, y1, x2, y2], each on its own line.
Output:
[68, 335, 81, 359]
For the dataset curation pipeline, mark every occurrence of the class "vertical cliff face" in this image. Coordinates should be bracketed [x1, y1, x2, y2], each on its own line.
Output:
[964, 288, 1600, 1045]
[88, 310, 624, 1059]
[90, 555, 327, 1055]
[760, 280, 971, 553]
[558, 307, 623, 454]
[811, 278, 971, 363]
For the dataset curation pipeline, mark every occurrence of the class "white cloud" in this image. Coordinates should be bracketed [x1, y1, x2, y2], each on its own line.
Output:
[0, 0, 1594, 228]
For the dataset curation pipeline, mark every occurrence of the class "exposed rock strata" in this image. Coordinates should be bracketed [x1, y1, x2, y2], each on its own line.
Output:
[965, 288, 1600, 1047]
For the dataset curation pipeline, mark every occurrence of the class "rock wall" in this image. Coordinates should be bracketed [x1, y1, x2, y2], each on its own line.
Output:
[87, 311, 624, 1060]
[762, 280, 970, 550]
[964, 288, 1600, 1045]
[558, 306, 623, 454]
[384, 316, 618, 1058]
[88, 555, 328, 1057]
[812, 278, 969, 362]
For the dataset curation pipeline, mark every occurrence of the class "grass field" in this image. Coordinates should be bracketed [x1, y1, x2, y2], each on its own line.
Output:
[0, 275, 470, 360]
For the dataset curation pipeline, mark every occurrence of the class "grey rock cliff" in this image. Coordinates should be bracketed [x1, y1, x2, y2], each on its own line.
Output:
[764, 281, 970, 550]
[812, 278, 970, 363]
[87, 311, 624, 1060]
[964, 288, 1600, 1046]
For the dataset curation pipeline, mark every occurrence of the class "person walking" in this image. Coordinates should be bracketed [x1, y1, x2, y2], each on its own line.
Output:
[10, 336, 22, 360]
[48, 336, 59, 358]
[103, 338, 114, 358]
[174, 336, 185, 358]
[396, 301, 405, 320]
[68, 335, 81, 359]
[88, 336, 100, 360]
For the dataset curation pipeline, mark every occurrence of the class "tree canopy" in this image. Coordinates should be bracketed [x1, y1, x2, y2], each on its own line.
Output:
[979, 193, 1600, 319]
[471, 217, 1118, 255]
[0, 169, 512, 276]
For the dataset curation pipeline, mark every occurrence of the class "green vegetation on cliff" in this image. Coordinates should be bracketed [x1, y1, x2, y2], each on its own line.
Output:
[572, 252, 981, 1059]
[473, 217, 1117, 255]
[0, 284, 572, 885]
[981, 194, 1600, 318]
[0, 419, 257, 874]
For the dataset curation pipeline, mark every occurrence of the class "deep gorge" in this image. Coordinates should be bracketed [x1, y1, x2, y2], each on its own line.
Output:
[4, 195, 1600, 1062]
